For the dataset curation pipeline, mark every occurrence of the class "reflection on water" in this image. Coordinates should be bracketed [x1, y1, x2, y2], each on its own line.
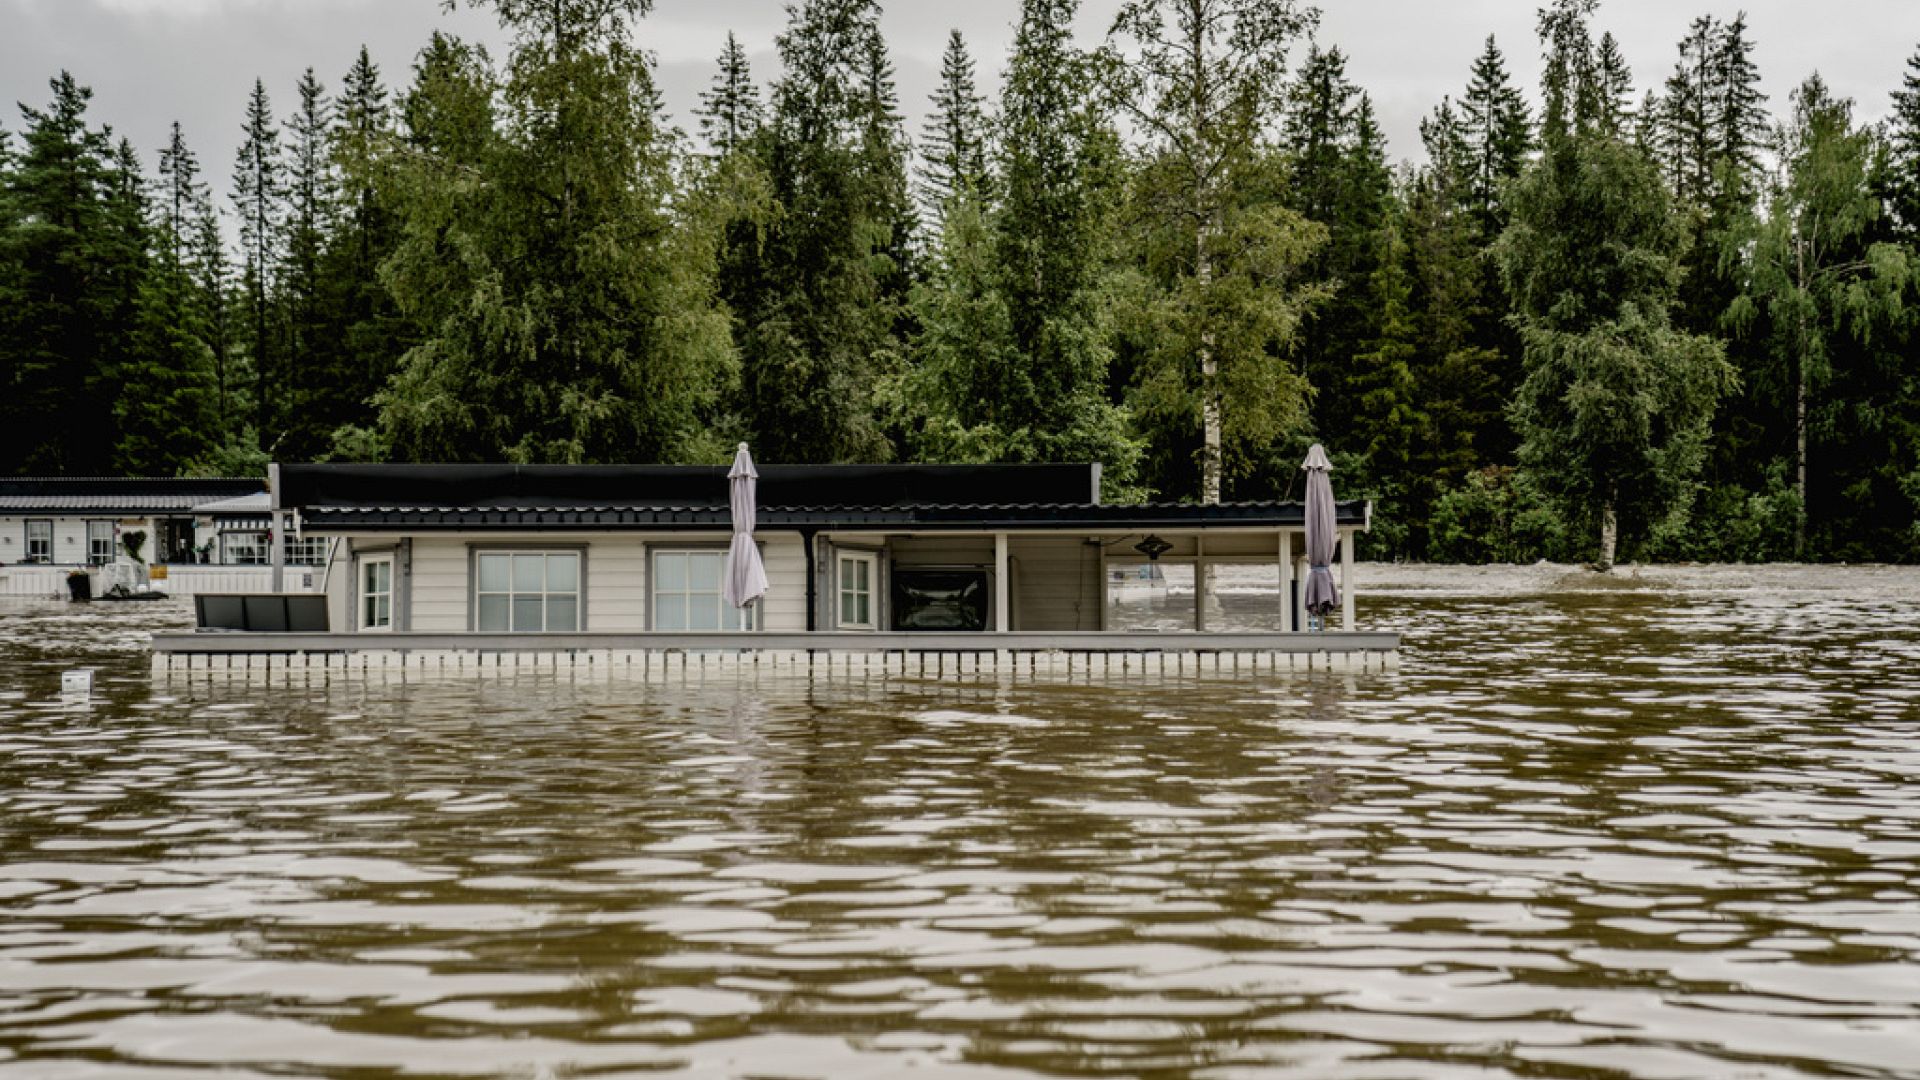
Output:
[1, 565, 1917, 1079]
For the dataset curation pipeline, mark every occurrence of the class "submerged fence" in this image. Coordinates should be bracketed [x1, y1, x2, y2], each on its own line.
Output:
[149, 631, 1400, 681]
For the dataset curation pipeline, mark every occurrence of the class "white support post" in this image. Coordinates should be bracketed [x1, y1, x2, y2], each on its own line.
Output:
[269, 509, 285, 593]
[1194, 534, 1207, 632]
[993, 533, 1010, 632]
[1294, 554, 1308, 634]
[1341, 527, 1356, 629]
[1278, 530, 1294, 633]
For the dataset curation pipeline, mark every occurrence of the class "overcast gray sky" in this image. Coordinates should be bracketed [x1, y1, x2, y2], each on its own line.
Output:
[3, 0, 1916, 190]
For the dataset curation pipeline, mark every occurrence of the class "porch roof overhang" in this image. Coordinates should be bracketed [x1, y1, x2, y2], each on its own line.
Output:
[294, 500, 1372, 533]
[0, 477, 265, 516]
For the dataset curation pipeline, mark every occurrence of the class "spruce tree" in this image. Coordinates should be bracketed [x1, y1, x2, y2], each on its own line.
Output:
[697, 32, 760, 156]
[232, 78, 284, 453]
[1594, 31, 1635, 136]
[734, 0, 908, 462]
[0, 74, 120, 474]
[1885, 44, 1920, 239]
[282, 68, 335, 459]
[109, 136, 215, 474]
[918, 29, 990, 218]
[1459, 36, 1532, 233]
[325, 44, 409, 455]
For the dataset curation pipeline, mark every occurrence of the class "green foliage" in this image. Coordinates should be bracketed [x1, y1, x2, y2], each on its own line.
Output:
[1105, 0, 1323, 502]
[1428, 467, 1575, 563]
[728, 0, 911, 463]
[1499, 61, 1735, 564]
[3, 3, 1920, 567]
[377, 3, 736, 463]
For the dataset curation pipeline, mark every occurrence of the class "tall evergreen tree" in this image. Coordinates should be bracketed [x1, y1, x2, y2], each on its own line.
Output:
[323, 44, 409, 456]
[918, 29, 990, 218]
[0, 73, 121, 474]
[1459, 35, 1532, 233]
[697, 32, 761, 156]
[1594, 31, 1635, 136]
[732, 0, 908, 462]
[1105, 0, 1324, 502]
[1885, 44, 1920, 240]
[109, 135, 216, 474]
[380, 2, 735, 463]
[231, 77, 284, 453]
[897, 5, 1140, 479]
[281, 68, 335, 458]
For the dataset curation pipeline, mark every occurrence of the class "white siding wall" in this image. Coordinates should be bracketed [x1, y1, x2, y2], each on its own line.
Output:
[761, 535, 808, 631]
[338, 532, 813, 634]
[590, 540, 648, 632]
[1010, 537, 1101, 632]
[407, 538, 467, 632]
[1, 515, 117, 565]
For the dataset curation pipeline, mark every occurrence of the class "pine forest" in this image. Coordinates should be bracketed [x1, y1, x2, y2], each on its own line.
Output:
[3, 0, 1918, 566]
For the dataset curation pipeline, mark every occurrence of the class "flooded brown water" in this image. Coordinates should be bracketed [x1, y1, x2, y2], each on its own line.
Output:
[1, 564, 1917, 1079]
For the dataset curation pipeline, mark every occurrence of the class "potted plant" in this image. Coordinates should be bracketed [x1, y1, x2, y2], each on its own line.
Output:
[66, 567, 91, 601]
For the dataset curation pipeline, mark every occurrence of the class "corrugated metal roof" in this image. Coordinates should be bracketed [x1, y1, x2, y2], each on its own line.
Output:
[0, 477, 266, 515]
[0, 494, 224, 511]
[297, 500, 1371, 531]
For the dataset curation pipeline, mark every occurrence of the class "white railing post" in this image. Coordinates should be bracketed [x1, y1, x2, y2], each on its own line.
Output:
[1278, 530, 1294, 633]
[993, 533, 1010, 633]
[1341, 527, 1356, 629]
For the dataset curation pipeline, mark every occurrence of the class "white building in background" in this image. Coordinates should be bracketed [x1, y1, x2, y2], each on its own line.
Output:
[0, 477, 325, 598]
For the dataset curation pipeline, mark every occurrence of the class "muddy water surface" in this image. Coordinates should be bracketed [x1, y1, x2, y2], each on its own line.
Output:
[0, 565, 1917, 1078]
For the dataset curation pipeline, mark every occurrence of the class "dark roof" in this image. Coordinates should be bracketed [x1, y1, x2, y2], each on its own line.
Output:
[277, 463, 1102, 512]
[0, 477, 266, 515]
[279, 463, 1366, 532]
[296, 501, 1370, 531]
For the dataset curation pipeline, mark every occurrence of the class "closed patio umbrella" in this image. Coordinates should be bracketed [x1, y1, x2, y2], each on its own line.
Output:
[1302, 443, 1339, 628]
[723, 443, 770, 612]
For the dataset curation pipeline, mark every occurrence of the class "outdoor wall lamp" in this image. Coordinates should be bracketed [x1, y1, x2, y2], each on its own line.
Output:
[1133, 535, 1173, 561]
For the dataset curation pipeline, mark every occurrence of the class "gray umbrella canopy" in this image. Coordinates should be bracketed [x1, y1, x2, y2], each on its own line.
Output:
[723, 443, 770, 611]
[1302, 443, 1339, 622]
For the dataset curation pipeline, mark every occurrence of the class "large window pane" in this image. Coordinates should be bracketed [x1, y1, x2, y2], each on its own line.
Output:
[511, 596, 544, 632]
[547, 554, 579, 592]
[655, 552, 685, 591]
[654, 592, 684, 631]
[477, 554, 510, 592]
[546, 596, 579, 632]
[477, 594, 510, 632]
[689, 551, 721, 592]
[513, 553, 545, 592]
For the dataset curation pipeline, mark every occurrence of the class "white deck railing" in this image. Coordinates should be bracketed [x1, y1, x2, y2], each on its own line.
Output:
[0, 565, 322, 599]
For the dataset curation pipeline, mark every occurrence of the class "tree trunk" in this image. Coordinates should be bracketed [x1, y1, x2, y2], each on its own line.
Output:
[1198, 222, 1220, 506]
[1795, 324, 1809, 561]
[1597, 496, 1617, 571]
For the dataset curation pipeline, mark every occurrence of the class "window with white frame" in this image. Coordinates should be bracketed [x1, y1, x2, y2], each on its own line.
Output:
[24, 520, 52, 563]
[222, 531, 270, 565]
[284, 535, 328, 566]
[475, 551, 580, 632]
[838, 551, 877, 629]
[87, 520, 115, 564]
[651, 549, 753, 631]
[361, 555, 394, 631]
